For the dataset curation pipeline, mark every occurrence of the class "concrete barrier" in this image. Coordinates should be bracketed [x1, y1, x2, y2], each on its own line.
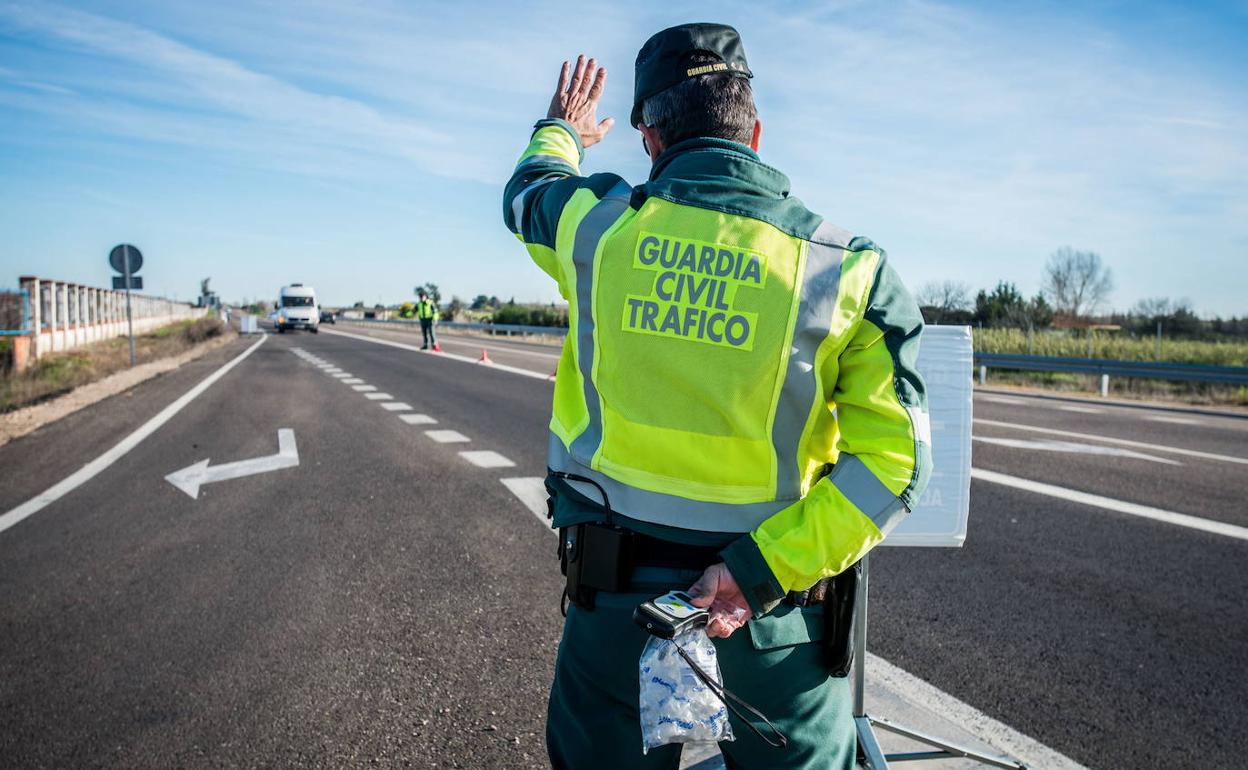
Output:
[18, 276, 207, 364]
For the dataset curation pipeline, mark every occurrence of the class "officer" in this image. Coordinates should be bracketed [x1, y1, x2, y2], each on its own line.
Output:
[503, 24, 930, 770]
[416, 289, 439, 351]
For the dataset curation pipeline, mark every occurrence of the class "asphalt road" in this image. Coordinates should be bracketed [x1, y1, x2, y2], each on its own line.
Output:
[1, 324, 1245, 769]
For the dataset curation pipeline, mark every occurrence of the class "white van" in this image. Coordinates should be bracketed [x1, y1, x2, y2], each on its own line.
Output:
[276, 284, 319, 333]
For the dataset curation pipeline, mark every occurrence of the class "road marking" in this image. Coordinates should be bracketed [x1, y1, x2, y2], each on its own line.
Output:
[352, 384, 377, 392]
[501, 477, 549, 524]
[323, 367, 342, 373]
[974, 418, 1247, 465]
[1148, 415, 1198, 425]
[342, 378, 364, 384]
[381, 402, 412, 411]
[400, 414, 437, 425]
[165, 429, 299, 499]
[332, 373, 351, 378]
[459, 450, 516, 468]
[971, 468, 1248, 541]
[364, 392, 392, 400]
[345, 324, 562, 361]
[0, 335, 268, 536]
[972, 436, 1181, 465]
[1058, 405, 1103, 414]
[978, 395, 1025, 405]
[320, 328, 553, 381]
[425, 429, 469, 443]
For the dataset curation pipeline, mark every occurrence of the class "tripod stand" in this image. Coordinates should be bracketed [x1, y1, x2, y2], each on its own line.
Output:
[853, 554, 1027, 770]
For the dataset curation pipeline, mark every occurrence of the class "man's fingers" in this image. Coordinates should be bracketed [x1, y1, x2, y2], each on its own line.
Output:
[587, 66, 607, 102]
[568, 54, 587, 95]
[580, 58, 598, 96]
[555, 60, 570, 96]
[596, 117, 615, 136]
[687, 570, 717, 607]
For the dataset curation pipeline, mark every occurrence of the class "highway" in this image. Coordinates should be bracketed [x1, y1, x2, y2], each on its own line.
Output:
[1, 323, 1245, 769]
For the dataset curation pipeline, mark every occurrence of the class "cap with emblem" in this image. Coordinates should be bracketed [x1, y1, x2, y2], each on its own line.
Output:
[631, 22, 753, 128]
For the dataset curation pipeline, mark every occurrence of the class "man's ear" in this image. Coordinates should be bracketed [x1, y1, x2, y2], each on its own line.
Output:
[638, 123, 664, 162]
[750, 119, 762, 152]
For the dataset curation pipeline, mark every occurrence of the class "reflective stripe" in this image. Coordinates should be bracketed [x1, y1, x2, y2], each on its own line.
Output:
[567, 180, 633, 463]
[770, 220, 850, 497]
[509, 174, 561, 230]
[516, 153, 576, 173]
[548, 433, 790, 533]
[907, 406, 932, 446]
[828, 453, 908, 535]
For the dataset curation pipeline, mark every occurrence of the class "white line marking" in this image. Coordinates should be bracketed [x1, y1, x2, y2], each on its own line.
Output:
[332, 373, 351, 378]
[1057, 405, 1103, 414]
[381, 402, 412, 411]
[364, 392, 392, 400]
[345, 324, 562, 361]
[165, 429, 299, 499]
[0, 335, 268, 535]
[425, 429, 469, 443]
[323, 368, 343, 374]
[972, 436, 1181, 465]
[459, 450, 516, 468]
[978, 395, 1025, 405]
[971, 468, 1248, 541]
[399, 414, 437, 425]
[342, 378, 364, 384]
[321, 328, 553, 381]
[1148, 415, 1198, 425]
[501, 477, 549, 524]
[352, 384, 377, 392]
[974, 418, 1247, 465]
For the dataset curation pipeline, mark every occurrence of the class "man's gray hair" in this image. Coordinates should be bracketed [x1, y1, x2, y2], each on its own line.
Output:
[640, 53, 757, 148]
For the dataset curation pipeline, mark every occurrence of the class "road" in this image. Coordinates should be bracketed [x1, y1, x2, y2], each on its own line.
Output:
[1, 323, 1245, 769]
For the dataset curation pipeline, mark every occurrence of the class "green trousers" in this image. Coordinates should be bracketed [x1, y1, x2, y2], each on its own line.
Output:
[546, 577, 856, 770]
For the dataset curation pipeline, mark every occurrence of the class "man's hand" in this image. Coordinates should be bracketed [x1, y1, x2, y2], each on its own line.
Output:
[688, 562, 750, 639]
[548, 54, 614, 149]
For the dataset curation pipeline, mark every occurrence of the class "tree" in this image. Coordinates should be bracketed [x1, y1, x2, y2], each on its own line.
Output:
[445, 296, 465, 321]
[1041, 247, 1113, 318]
[972, 282, 1052, 329]
[417, 283, 441, 303]
[470, 294, 491, 311]
[916, 280, 972, 324]
[352, 300, 365, 309]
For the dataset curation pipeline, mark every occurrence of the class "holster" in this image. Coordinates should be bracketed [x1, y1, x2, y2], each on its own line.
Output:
[558, 522, 635, 611]
[822, 560, 861, 677]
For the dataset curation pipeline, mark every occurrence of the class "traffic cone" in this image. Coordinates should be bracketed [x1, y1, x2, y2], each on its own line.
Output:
[548, 370, 557, 380]
[432, 343, 442, 352]
[478, 348, 492, 363]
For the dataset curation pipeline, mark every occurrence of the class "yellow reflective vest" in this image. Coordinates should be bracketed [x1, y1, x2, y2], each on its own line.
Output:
[504, 119, 931, 613]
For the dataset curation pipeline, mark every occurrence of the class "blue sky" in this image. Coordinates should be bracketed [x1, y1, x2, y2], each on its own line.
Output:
[1, 0, 1245, 316]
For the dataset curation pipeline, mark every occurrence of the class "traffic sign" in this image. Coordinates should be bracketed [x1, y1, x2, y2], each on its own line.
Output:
[112, 275, 143, 290]
[108, 244, 143, 274]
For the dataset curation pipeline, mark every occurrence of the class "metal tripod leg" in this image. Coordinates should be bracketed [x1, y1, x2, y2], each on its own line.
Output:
[852, 555, 1027, 770]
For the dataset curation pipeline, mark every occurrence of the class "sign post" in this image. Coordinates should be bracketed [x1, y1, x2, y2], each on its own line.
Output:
[109, 244, 144, 367]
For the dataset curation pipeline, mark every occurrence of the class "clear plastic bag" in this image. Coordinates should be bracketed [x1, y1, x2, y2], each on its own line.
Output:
[638, 626, 734, 753]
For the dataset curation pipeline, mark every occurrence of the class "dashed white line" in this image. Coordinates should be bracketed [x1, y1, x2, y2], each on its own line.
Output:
[381, 402, 412, 411]
[459, 450, 516, 468]
[364, 392, 392, 400]
[978, 395, 1025, 405]
[1148, 415, 1198, 425]
[352, 384, 377, 392]
[342, 378, 364, 384]
[1058, 405, 1103, 414]
[400, 414, 437, 425]
[971, 468, 1248, 541]
[974, 418, 1247, 465]
[332, 373, 351, 378]
[425, 430, 469, 443]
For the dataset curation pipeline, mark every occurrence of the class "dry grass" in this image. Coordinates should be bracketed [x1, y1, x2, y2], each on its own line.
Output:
[0, 317, 228, 412]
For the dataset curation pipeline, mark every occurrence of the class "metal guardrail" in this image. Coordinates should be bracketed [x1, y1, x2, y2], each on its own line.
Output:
[974, 352, 1248, 389]
[347, 317, 569, 338]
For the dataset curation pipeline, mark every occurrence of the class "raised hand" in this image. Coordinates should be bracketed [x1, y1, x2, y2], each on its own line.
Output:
[547, 54, 615, 149]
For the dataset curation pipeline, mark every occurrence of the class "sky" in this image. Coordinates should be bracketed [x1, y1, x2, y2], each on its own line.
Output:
[1, 0, 1245, 316]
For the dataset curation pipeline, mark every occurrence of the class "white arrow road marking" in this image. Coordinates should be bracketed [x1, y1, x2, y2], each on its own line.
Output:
[165, 429, 299, 499]
[972, 435, 1181, 465]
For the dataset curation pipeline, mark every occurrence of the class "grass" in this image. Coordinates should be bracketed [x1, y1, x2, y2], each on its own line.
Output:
[0, 317, 228, 413]
[973, 327, 1248, 366]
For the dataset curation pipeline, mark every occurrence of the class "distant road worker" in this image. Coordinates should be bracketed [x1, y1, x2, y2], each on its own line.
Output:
[416, 289, 439, 351]
[503, 23, 930, 769]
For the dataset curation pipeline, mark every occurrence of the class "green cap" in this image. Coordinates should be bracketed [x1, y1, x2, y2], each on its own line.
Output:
[632, 22, 752, 128]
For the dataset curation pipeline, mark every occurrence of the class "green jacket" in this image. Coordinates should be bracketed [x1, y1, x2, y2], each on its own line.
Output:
[503, 119, 930, 615]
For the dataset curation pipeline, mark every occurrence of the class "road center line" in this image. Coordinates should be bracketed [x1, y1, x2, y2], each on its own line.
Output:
[0, 335, 268, 536]
[971, 468, 1248, 541]
[974, 418, 1247, 465]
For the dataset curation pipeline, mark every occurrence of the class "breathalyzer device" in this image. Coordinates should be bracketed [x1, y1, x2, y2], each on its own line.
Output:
[633, 591, 709, 639]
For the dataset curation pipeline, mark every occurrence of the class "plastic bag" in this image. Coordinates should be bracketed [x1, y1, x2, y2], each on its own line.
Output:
[638, 626, 734, 753]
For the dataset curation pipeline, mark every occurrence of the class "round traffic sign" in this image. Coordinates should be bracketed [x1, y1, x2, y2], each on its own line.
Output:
[109, 244, 143, 274]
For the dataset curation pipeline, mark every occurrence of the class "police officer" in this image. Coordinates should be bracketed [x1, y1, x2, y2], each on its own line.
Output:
[416, 289, 439, 351]
[504, 24, 930, 770]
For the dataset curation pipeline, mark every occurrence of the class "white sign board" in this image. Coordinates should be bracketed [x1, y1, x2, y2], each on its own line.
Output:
[882, 325, 973, 547]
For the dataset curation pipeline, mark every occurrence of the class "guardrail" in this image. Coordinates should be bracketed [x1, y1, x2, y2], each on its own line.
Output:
[974, 352, 1248, 395]
[346, 317, 569, 339]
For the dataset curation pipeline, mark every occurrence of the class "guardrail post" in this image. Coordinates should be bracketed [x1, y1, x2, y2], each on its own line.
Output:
[978, 365, 986, 386]
[1099, 374, 1109, 398]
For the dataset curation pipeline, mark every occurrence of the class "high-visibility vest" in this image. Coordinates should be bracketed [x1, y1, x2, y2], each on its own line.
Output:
[504, 119, 931, 605]
[417, 299, 437, 320]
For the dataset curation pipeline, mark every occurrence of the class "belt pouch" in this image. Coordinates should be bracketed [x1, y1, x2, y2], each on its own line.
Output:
[560, 523, 635, 610]
[823, 560, 861, 677]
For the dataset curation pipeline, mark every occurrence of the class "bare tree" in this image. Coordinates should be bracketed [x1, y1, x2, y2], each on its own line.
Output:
[916, 280, 971, 313]
[1042, 247, 1114, 318]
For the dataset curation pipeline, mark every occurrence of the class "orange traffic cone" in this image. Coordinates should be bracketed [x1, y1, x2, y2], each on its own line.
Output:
[548, 370, 557, 380]
[432, 343, 442, 352]
[478, 348, 492, 363]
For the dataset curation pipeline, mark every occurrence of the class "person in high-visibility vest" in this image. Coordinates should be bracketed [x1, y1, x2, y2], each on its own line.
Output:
[416, 289, 439, 351]
[504, 24, 930, 769]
